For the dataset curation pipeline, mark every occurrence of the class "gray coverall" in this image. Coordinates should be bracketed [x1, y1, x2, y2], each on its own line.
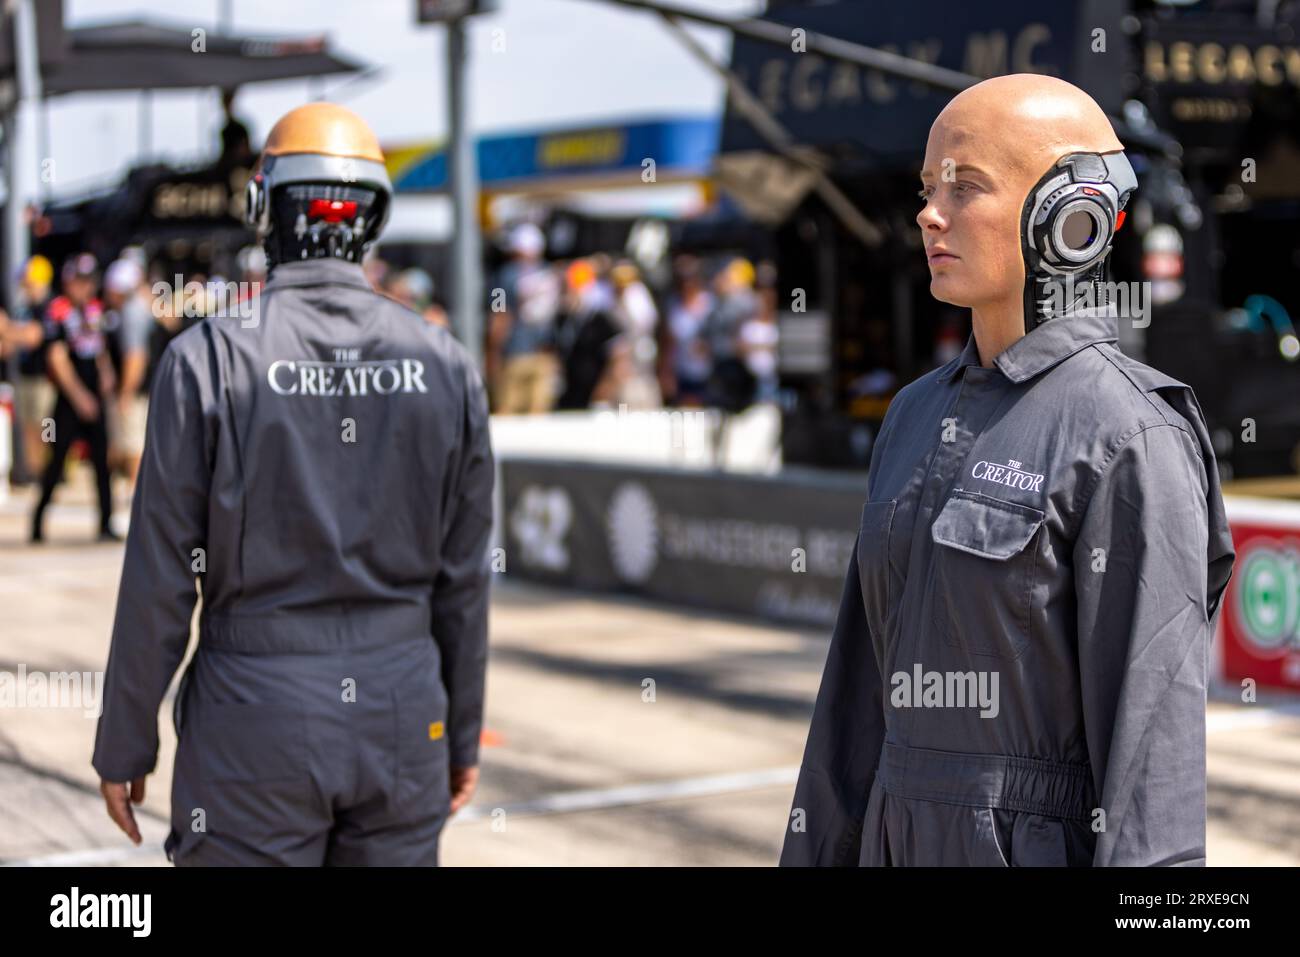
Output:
[780, 308, 1235, 866]
[91, 257, 495, 866]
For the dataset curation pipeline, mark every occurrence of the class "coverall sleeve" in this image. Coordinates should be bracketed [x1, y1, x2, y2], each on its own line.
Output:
[91, 344, 212, 783]
[778, 532, 886, 866]
[432, 357, 496, 769]
[1074, 423, 1211, 866]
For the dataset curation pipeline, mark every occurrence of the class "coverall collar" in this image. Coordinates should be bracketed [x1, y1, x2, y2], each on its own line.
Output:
[936, 308, 1120, 385]
[264, 256, 373, 291]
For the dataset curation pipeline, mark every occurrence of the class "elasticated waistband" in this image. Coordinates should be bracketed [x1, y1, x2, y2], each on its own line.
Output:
[199, 602, 432, 654]
[877, 741, 1097, 821]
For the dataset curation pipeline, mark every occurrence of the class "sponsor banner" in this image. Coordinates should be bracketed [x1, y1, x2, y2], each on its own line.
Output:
[501, 458, 866, 625]
[1222, 498, 1300, 693]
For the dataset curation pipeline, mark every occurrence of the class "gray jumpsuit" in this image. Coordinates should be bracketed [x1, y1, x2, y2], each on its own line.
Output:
[91, 257, 495, 866]
[780, 308, 1234, 866]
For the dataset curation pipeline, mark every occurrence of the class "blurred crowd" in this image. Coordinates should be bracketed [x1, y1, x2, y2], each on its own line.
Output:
[0, 229, 780, 534]
[0, 251, 158, 540]
[485, 222, 779, 416]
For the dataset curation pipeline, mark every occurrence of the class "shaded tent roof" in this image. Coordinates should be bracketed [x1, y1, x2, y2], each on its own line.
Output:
[37, 18, 368, 95]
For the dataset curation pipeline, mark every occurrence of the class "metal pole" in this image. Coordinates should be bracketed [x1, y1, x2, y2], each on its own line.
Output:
[448, 15, 483, 369]
[36, 92, 49, 201]
[5, 0, 42, 314]
[138, 90, 152, 161]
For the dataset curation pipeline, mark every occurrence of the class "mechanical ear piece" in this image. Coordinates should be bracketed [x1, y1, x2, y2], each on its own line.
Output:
[244, 172, 269, 233]
[1021, 151, 1138, 329]
[1024, 151, 1137, 275]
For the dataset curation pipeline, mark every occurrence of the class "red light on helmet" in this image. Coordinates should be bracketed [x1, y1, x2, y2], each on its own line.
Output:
[307, 199, 358, 223]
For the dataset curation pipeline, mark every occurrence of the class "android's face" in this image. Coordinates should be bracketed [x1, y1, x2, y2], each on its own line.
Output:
[917, 119, 1031, 312]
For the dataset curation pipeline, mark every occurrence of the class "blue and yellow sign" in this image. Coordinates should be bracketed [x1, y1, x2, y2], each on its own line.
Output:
[385, 116, 718, 193]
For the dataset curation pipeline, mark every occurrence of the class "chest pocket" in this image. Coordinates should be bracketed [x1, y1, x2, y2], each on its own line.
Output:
[857, 500, 898, 643]
[929, 489, 1045, 660]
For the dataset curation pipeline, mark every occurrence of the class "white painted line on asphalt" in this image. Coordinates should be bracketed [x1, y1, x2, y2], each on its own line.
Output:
[3, 766, 800, 867]
[1206, 702, 1300, 734]
[4, 843, 164, 867]
[455, 766, 799, 822]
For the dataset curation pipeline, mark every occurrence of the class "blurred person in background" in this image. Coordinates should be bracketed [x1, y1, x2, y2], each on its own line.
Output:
[488, 223, 561, 414]
[145, 268, 185, 383]
[30, 253, 118, 543]
[663, 254, 714, 407]
[390, 266, 448, 328]
[608, 260, 661, 410]
[218, 88, 255, 170]
[236, 244, 267, 302]
[738, 259, 780, 405]
[102, 259, 154, 487]
[704, 257, 760, 413]
[554, 258, 620, 410]
[5, 255, 54, 484]
[363, 252, 390, 293]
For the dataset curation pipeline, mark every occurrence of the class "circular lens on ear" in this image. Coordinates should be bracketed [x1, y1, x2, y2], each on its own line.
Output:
[1061, 208, 1098, 250]
[1052, 199, 1107, 262]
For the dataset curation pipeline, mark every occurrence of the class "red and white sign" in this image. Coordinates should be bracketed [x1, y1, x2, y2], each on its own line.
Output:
[1220, 497, 1300, 693]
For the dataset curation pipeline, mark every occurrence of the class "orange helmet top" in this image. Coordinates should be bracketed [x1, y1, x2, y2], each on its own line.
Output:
[260, 102, 385, 165]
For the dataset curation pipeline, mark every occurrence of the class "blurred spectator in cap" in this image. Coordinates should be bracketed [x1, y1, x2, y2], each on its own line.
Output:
[22, 253, 53, 290]
[737, 258, 780, 405]
[704, 256, 760, 413]
[238, 244, 267, 284]
[664, 254, 714, 407]
[391, 267, 448, 328]
[555, 258, 620, 409]
[399, 268, 433, 306]
[507, 222, 544, 259]
[1, 255, 54, 483]
[608, 260, 661, 409]
[62, 252, 98, 286]
[488, 222, 562, 414]
[118, 245, 148, 270]
[233, 245, 267, 314]
[31, 252, 119, 541]
[102, 258, 154, 487]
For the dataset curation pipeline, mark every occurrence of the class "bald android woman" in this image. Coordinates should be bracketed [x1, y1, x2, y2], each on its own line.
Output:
[782, 75, 1234, 866]
[919, 74, 1125, 363]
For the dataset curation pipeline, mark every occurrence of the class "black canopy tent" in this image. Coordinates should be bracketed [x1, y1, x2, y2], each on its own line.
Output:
[1, 2, 375, 307]
[37, 19, 367, 95]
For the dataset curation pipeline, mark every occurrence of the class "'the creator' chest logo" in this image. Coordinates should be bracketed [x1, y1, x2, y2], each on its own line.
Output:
[971, 458, 1045, 492]
[267, 348, 428, 396]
